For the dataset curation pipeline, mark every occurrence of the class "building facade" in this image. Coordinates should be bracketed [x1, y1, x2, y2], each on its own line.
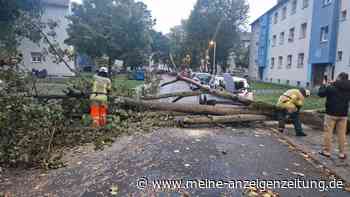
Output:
[250, 0, 348, 87]
[335, 0, 350, 76]
[19, 0, 75, 77]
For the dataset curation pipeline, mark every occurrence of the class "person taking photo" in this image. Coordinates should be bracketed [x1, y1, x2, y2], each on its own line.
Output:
[318, 72, 350, 160]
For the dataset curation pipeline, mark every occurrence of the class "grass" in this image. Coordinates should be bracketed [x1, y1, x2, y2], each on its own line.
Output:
[255, 94, 325, 110]
[112, 74, 144, 90]
[252, 81, 326, 110]
[250, 81, 295, 90]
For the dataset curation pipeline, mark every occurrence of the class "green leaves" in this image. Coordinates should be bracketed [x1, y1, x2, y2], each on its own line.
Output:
[0, 0, 43, 57]
[181, 0, 249, 68]
[66, 0, 154, 68]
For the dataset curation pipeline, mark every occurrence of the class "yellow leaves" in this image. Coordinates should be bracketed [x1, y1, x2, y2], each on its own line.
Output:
[243, 187, 279, 197]
[344, 184, 350, 192]
[110, 185, 119, 196]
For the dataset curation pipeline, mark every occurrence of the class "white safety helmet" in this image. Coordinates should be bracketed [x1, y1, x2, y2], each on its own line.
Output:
[99, 67, 108, 73]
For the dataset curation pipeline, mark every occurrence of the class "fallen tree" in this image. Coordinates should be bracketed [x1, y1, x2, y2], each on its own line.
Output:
[114, 97, 260, 116]
[178, 114, 268, 125]
[142, 91, 202, 100]
[174, 74, 253, 105]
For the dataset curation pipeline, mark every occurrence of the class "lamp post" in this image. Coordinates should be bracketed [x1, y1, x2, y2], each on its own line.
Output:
[209, 40, 217, 75]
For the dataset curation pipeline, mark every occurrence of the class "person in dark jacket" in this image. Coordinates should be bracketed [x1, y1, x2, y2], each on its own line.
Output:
[318, 72, 350, 160]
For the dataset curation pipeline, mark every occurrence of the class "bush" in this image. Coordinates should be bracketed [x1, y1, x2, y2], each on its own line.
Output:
[0, 69, 67, 166]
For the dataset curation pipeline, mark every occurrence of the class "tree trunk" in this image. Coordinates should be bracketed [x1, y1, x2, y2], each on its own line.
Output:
[114, 97, 260, 116]
[178, 114, 268, 125]
[142, 91, 202, 100]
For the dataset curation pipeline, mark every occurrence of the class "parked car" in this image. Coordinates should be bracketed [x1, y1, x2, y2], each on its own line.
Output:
[190, 72, 212, 90]
[199, 75, 254, 105]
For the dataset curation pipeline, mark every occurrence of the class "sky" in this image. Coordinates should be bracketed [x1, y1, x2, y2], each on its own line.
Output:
[71, 0, 276, 33]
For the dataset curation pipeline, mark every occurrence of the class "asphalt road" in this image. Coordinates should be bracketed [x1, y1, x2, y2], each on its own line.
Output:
[159, 75, 199, 104]
[2, 127, 347, 196]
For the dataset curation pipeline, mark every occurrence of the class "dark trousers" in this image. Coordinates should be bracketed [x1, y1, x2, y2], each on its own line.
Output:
[278, 110, 303, 134]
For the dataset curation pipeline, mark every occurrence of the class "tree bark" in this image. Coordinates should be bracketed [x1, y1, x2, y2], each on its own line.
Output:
[178, 114, 268, 125]
[142, 91, 202, 100]
[114, 97, 260, 116]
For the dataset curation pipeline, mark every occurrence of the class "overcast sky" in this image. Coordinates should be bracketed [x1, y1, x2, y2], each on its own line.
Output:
[71, 0, 276, 33]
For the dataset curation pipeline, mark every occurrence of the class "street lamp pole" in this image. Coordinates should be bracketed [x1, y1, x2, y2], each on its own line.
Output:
[210, 40, 217, 75]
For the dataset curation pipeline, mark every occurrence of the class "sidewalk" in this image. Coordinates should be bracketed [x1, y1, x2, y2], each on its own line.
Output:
[264, 121, 350, 184]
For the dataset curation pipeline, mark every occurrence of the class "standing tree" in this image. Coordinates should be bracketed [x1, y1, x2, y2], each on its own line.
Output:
[65, 0, 155, 71]
[150, 30, 170, 66]
[0, 0, 43, 60]
[185, 0, 249, 71]
[168, 20, 188, 68]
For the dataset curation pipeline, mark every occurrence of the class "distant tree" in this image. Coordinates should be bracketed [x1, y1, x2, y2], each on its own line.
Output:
[185, 0, 249, 71]
[65, 0, 155, 70]
[168, 20, 189, 68]
[0, 0, 43, 58]
[150, 30, 170, 65]
[234, 47, 249, 69]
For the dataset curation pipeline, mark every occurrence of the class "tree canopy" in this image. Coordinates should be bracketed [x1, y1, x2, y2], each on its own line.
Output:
[0, 0, 43, 57]
[169, 0, 249, 71]
[65, 0, 155, 68]
[150, 30, 170, 65]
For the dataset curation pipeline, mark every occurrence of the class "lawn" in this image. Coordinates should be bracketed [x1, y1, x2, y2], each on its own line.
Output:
[250, 81, 295, 90]
[112, 74, 144, 96]
[112, 74, 144, 90]
[252, 81, 326, 111]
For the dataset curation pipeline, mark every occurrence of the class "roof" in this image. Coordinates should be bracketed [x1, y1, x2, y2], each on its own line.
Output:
[250, 0, 289, 25]
[42, 0, 70, 7]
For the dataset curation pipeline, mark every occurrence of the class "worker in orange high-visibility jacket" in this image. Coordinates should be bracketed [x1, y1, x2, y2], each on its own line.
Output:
[90, 67, 112, 127]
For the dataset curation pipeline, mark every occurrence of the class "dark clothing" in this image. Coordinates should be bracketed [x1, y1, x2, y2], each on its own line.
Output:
[278, 110, 303, 135]
[318, 80, 350, 117]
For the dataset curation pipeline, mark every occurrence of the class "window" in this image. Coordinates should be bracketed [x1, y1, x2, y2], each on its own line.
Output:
[274, 12, 279, 24]
[287, 55, 292, 68]
[320, 26, 329, 42]
[297, 81, 301, 86]
[341, 10, 347, 21]
[271, 57, 275, 69]
[323, 0, 332, 6]
[291, 0, 297, 15]
[278, 56, 283, 68]
[31, 52, 42, 63]
[337, 51, 343, 62]
[282, 7, 287, 20]
[298, 53, 305, 68]
[303, 0, 309, 8]
[288, 28, 295, 42]
[272, 35, 277, 46]
[279, 32, 285, 45]
[300, 23, 307, 39]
